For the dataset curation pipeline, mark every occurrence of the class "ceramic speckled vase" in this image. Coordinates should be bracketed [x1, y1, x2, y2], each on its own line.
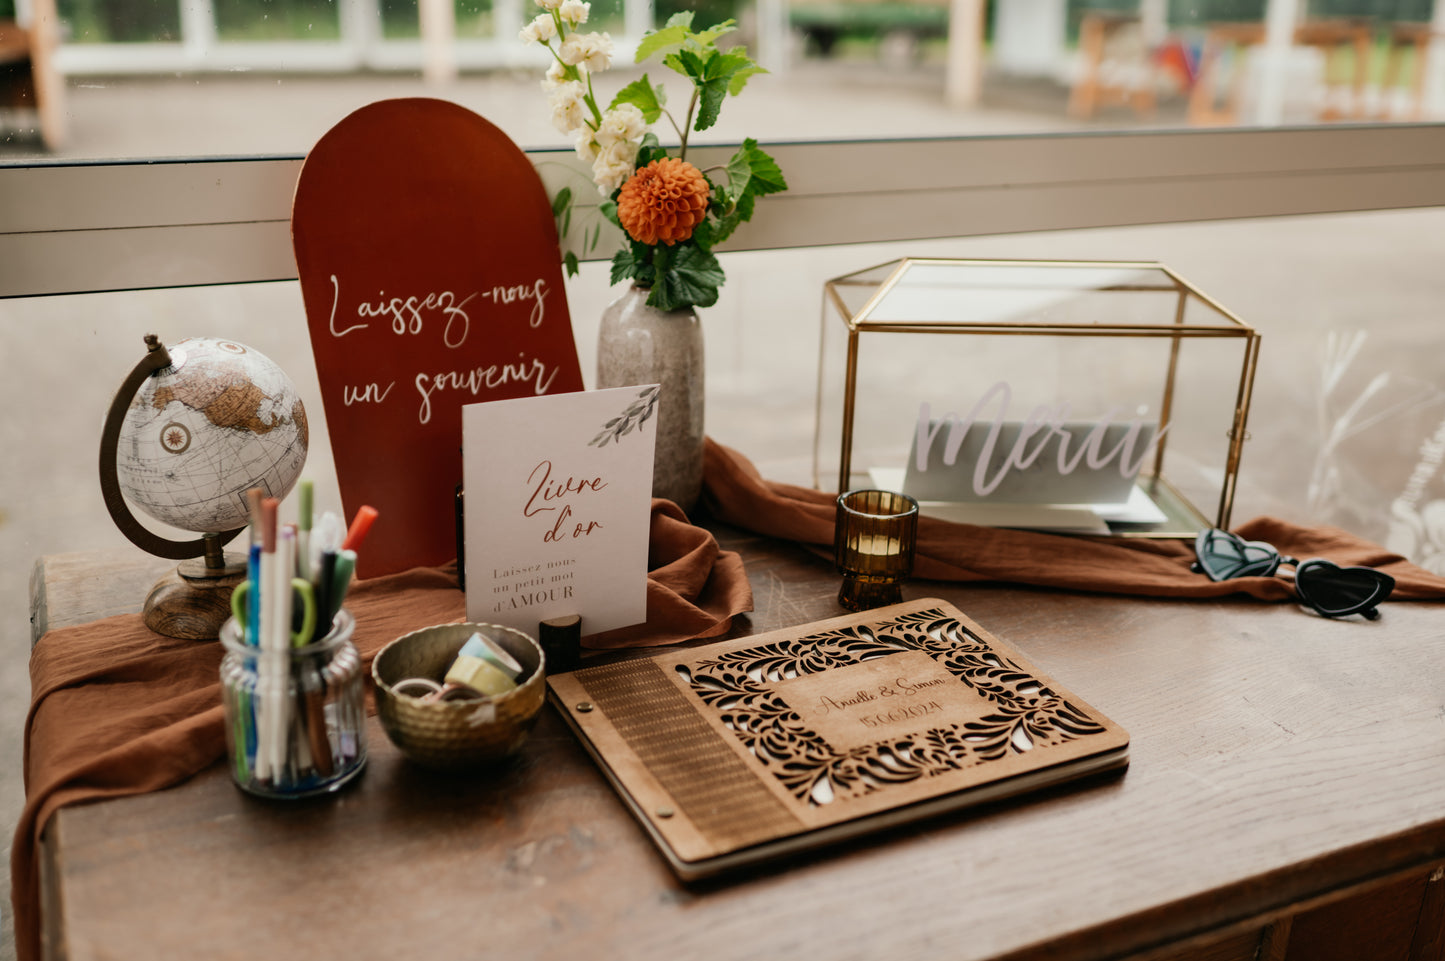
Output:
[596, 284, 705, 511]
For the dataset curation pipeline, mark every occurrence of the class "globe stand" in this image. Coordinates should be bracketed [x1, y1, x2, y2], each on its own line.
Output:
[99, 335, 247, 641]
[142, 534, 249, 640]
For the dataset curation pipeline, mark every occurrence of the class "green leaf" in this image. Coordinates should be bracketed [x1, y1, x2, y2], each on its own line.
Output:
[723, 146, 754, 205]
[635, 131, 668, 168]
[637, 14, 738, 65]
[563, 251, 580, 278]
[728, 61, 766, 97]
[690, 50, 755, 131]
[551, 185, 572, 218]
[610, 247, 640, 286]
[690, 217, 717, 252]
[709, 187, 757, 245]
[609, 75, 665, 123]
[648, 243, 724, 311]
[635, 13, 693, 63]
[740, 139, 787, 195]
[706, 140, 785, 246]
[599, 199, 620, 229]
[692, 18, 737, 48]
[734, 188, 757, 223]
[693, 80, 728, 131]
[708, 206, 744, 247]
[707, 49, 757, 81]
[664, 48, 706, 82]
[706, 185, 732, 217]
[617, 240, 659, 289]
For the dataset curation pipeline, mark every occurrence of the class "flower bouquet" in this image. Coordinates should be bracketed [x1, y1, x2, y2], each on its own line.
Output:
[521, 2, 787, 312]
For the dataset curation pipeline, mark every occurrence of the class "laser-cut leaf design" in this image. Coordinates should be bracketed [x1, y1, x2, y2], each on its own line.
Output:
[677, 607, 1108, 806]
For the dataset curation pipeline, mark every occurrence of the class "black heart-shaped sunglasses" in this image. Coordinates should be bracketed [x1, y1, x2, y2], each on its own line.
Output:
[1193, 528, 1395, 621]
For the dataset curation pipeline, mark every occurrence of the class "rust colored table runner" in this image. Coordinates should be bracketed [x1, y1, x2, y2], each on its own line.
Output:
[702, 439, 1445, 602]
[11, 498, 750, 961]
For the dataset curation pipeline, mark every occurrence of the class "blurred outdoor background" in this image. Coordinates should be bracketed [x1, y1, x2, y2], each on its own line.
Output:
[2, 0, 1445, 156]
[3, 0, 1445, 958]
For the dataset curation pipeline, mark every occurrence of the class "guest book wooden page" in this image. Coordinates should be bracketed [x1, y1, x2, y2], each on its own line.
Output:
[292, 97, 584, 577]
[549, 598, 1129, 878]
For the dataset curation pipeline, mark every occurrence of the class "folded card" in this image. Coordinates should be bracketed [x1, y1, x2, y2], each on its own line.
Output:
[462, 386, 658, 638]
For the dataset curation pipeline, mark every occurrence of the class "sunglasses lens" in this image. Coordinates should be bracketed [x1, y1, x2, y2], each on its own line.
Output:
[1294, 560, 1395, 617]
[1194, 529, 1282, 581]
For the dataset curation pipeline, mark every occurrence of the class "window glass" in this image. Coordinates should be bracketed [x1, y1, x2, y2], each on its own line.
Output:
[4, 207, 1442, 569]
[0, 0, 1438, 160]
[216, 0, 342, 41]
[58, 0, 182, 42]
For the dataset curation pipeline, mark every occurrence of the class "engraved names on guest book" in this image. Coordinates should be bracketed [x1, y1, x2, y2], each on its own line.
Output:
[292, 98, 584, 577]
[549, 598, 1129, 878]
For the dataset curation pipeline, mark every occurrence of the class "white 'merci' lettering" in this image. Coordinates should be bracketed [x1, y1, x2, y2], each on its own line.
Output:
[914, 380, 1163, 497]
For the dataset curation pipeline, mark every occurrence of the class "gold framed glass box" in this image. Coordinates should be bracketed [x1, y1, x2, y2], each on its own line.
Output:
[814, 258, 1261, 538]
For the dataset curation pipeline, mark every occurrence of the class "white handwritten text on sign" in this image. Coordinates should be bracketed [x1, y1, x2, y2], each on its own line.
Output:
[908, 380, 1164, 504]
[327, 275, 562, 424]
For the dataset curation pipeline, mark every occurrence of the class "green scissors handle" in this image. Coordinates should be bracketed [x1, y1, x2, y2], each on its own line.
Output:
[231, 578, 318, 647]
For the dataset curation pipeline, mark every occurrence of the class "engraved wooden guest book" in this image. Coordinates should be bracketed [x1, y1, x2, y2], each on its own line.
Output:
[548, 598, 1130, 878]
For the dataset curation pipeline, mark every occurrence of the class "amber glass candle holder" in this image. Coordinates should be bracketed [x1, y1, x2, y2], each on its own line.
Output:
[834, 489, 920, 612]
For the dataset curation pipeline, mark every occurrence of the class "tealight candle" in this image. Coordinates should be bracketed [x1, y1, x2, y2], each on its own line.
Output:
[833, 489, 919, 612]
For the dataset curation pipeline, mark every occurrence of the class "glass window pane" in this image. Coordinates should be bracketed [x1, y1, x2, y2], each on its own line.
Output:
[215, 0, 341, 41]
[4, 207, 1443, 564]
[0, 0, 1439, 160]
[58, 0, 182, 42]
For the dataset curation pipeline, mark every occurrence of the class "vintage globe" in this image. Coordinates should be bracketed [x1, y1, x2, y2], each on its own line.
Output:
[114, 337, 309, 534]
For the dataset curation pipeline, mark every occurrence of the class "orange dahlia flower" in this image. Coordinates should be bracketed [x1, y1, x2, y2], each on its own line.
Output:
[616, 157, 711, 246]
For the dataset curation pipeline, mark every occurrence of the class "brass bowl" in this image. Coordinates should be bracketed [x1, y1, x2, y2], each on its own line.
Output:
[372, 622, 546, 770]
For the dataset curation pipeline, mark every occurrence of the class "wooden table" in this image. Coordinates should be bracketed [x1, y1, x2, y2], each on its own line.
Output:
[29, 526, 1445, 961]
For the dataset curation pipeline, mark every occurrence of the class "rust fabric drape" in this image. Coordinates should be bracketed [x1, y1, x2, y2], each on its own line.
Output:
[701, 438, 1445, 602]
[11, 498, 751, 961]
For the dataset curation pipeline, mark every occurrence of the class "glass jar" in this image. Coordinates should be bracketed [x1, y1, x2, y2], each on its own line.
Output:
[219, 608, 367, 799]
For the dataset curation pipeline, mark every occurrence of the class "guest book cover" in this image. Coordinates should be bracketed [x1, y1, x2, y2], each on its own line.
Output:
[548, 598, 1129, 879]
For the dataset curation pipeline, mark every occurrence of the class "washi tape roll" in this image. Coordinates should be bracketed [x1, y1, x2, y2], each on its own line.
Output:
[392, 676, 445, 698]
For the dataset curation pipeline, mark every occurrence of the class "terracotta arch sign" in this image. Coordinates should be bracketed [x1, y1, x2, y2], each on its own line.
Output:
[293, 98, 584, 577]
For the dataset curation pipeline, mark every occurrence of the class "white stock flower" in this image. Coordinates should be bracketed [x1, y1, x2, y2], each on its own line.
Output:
[518, 13, 557, 44]
[541, 59, 568, 90]
[558, 0, 589, 25]
[558, 31, 613, 72]
[536, 0, 562, 10]
[573, 127, 600, 163]
[547, 80, 589, 135]
[592, 138, 639, 195]
[593, 102, 646, 148]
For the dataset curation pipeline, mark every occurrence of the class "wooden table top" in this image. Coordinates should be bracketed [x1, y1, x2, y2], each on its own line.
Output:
[30, 525, 1445, 961]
